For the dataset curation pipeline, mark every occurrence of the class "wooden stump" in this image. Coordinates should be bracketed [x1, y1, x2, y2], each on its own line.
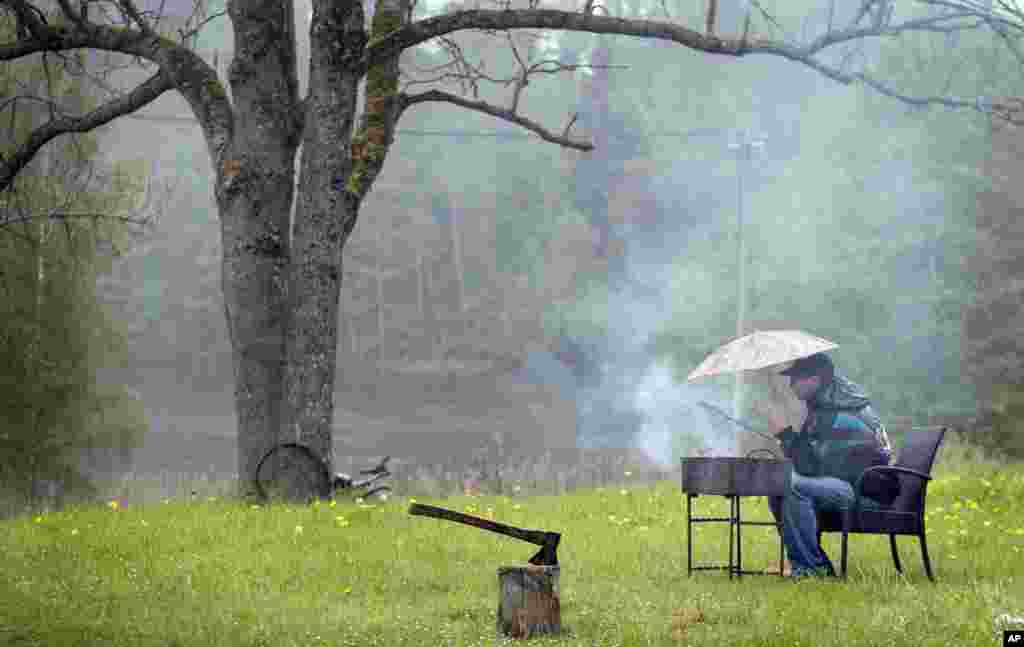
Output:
[497, 564, 561, 639]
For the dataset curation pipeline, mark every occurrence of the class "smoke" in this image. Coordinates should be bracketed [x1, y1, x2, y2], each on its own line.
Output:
[554, 203, 742, 466]
[632, 362, 738, 468]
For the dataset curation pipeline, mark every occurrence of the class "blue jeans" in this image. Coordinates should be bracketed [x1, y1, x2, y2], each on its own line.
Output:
[768, 473, 885, 576]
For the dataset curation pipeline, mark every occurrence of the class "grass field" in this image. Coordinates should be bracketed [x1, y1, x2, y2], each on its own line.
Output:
[2, 434, 1023, 646]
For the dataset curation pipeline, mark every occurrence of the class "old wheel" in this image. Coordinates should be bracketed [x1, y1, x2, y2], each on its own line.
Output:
[255, 443, 331, 503]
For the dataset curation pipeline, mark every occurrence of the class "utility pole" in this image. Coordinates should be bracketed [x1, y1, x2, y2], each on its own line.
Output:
[727, 129, 764, 424]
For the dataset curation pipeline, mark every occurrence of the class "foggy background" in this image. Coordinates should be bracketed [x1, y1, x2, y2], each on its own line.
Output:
[11, 0, 1015, 502]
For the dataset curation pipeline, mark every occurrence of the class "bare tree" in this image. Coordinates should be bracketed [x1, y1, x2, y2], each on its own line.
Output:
[0, 0, 1012, 497]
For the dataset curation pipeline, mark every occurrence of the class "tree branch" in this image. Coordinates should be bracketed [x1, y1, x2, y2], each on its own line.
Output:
[0, 70, 175, 192]
[0, 19, 148, 61]
[398, 88, 592, 150]
[925, 0, 1024, 32]
[52, 0, 93, 32]
[115, 0, 157, 37]
[360, 8, 983, 77]
[852, 72, 1024, 127]
[5, 0, 53, 41]
[748, 0, 784, 36]
[0, 19, 235, 191]
[920, 0, 1024, 63]
[372, 4, 1023, 141]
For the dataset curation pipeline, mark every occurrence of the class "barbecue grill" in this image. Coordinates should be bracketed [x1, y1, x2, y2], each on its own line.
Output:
[681, 450, 792, 578]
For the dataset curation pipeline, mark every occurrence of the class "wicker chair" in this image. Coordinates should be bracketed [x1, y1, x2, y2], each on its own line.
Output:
[816, 428, 946, 581]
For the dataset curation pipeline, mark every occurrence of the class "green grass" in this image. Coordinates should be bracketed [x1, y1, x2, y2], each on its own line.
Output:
[2, 435, 1023, 646]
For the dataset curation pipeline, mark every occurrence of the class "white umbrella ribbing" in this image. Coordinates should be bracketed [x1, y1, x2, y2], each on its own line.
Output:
[686, 330, 838, 382]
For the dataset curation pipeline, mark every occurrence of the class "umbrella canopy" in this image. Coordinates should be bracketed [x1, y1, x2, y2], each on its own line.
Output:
[686, 330, 838, 382]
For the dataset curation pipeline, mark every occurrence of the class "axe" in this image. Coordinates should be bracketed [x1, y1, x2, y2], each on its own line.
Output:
[408, 503, 561, 566]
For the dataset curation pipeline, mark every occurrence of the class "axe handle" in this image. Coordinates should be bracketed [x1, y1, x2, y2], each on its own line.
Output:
[408, 503, 557, 549]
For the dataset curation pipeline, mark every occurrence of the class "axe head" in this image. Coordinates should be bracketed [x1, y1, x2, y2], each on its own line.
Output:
[527, 532, 561, 566]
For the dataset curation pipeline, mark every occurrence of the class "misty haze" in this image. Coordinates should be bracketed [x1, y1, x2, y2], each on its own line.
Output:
[4, 0, 1024, 643]
[2, 0, 1020, 509]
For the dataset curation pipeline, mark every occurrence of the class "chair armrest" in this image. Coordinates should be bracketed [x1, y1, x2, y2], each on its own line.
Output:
[848, 466, 933, 516]
[852, 465, 931, 496]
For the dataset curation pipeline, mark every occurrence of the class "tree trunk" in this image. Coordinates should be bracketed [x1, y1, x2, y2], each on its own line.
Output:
[496, 565, 562, 639]
[217, 0, 303, 496]
[279, 0, 367, 481]
[275, 0, 405, 491]
[214, 0, 407, 498]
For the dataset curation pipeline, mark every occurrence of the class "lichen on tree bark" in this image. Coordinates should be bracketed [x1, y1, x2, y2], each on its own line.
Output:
[346, 3, 402, 198]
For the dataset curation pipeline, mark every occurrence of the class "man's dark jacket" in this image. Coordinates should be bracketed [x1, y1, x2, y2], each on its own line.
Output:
[776, 374, 901, 505]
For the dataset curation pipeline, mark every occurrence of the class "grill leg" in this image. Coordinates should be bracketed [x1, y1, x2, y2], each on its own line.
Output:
[841, 531, 849, 579]
[735, 496, 742, 578]
[686, 495, 693, 577]
[728, 496, 735, 580]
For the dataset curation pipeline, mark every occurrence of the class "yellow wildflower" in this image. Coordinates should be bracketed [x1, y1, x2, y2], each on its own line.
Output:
[108, 500, 120, 510]
[33, 516, 43, 523]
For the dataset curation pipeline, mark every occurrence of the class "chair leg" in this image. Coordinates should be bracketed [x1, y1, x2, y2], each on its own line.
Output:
[840, 531, 848, 578]
[919, 532, 935, 582]
[889, 534, 902, 573]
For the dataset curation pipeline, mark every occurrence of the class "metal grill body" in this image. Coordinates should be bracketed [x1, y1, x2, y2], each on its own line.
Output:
[681, 458, 792, 578]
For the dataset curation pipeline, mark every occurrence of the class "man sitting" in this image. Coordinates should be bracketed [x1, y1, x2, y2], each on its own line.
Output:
[758, 353, 900, 578]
